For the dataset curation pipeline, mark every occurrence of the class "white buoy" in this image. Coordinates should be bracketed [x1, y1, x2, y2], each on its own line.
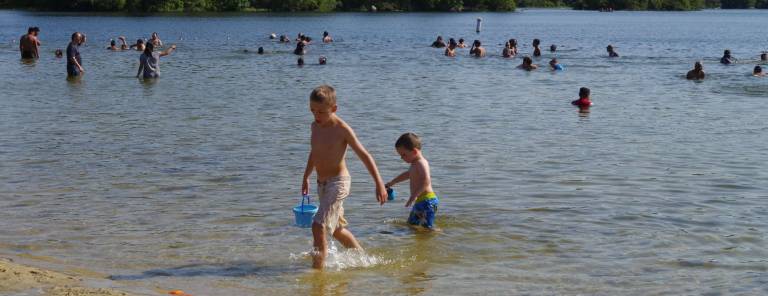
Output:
[476, 18, 482, 33]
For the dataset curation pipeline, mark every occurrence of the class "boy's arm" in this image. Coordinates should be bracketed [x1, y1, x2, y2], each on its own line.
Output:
[344, 127, 387, 205]
[302, 152, 314, 196]
[385, 171, 410, 188]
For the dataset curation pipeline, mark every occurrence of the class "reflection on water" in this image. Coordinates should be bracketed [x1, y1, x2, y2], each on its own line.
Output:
[1, 8, 768, 296]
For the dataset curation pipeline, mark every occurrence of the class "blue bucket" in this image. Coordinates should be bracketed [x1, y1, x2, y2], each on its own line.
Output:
[387, 187, 396, 201]
[293, 195, 318, 228]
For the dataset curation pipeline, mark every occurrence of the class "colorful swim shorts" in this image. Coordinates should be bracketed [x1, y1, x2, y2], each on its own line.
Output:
[407, 192, 439, 229]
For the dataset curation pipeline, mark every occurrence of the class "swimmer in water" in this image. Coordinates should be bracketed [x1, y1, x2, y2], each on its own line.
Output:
[55, 49, 63, 58]
[550, 44, 557, 52]
[257, 47, 264, 54]
[279, 35, 290, 43]
[294, 40, 306, 55]
[107, 39, 118, 50]
[130, 39, 145, 51]
[431, 36, 446, 48]
[549, 58, 564, 71]
[502, 41, 514, 58]
[319, 56, 327, 65]
[518, 56, 538, 71]
[457, 38, 467, 48]
[571, 87, 593, 109]
[296, 33, 304, 42]
[323, 31, 333, 43]
[607, 45, 619, 57]
[150, 32, 162, 48]
[754, 65, 765, 77]
[107, 37, 128, 51]
[686, 61, 705, 80]
[532, 39, 541, 57]
[445, 38, 457, 57]
[508, 39, 518, 56]
[270, 33, 277, 39]
[720, 49, 735, 65]
[761, 52, 767, 62]
[469, 40, 485, 57]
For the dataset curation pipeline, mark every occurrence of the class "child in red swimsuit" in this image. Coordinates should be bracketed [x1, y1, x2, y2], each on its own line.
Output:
[571, 87, 593, 108]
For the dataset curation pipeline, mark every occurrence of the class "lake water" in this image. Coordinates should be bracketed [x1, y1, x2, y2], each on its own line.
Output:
[1, 8, 767, 295]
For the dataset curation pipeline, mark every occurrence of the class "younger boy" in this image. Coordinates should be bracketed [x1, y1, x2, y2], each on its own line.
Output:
[385, 133, 439, 229]
[571, 87, 593, 109]
[301, 85, 387, 269]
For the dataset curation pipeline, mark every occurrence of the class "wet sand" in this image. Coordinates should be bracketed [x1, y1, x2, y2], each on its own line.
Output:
[0, 258, 135, 296]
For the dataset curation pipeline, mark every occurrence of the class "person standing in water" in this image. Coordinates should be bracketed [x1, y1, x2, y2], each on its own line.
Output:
[301, 85, 387, 269]
[532, 39, 541, 57]
[502, 41, 514, 58]
[607, 45, 619, 57]
[19, 27, 41, 59]
[130, 39, 145, 51]
[150, 32, 163, 48]
[572, 87, 593, 110]
[754, 65, 765, 77]
[518, 56, 538, 71]
[508, 39, 518, 56]
[431, 36, 446, 48]
[66, 32, 85, 77]
[136, 43, 176, 79]
[323, 31, 333, 43]
[445, 39, 457, 57]
[469, 40, 485, 57]
[294, 39, 306, 55]
[720, 49, 735, 65]
[385, 133, 440, 230]
[686, 61, 705, 80]
[457, 38, 467, 48]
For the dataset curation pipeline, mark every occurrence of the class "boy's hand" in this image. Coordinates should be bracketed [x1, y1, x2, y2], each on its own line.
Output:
[301, 178, 309, 196]
[405, 199, 414, 208]
[375, 184, 387, 205]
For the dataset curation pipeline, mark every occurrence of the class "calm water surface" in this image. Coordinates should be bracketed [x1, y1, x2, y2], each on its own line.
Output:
[1, 9, 767, 295]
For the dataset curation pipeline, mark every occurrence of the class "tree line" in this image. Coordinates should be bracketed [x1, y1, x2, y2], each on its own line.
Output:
[1, 0, 766, 11]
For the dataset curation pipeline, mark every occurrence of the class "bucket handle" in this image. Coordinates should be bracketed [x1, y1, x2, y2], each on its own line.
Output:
[300, 194, 311, 212]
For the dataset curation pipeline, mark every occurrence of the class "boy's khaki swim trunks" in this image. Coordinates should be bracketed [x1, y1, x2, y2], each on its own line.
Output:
[314, 176, 351, 232]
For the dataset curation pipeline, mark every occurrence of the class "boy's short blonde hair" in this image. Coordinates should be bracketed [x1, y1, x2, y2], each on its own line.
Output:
[310, 85, 336, 106]
[396, 133, 421, 151]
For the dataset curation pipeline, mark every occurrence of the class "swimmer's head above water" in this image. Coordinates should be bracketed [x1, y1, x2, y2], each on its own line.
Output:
[550, 44, 557, 52]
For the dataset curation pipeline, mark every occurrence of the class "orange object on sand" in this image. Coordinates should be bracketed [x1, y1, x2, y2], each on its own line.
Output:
[169, 290, 186, 295]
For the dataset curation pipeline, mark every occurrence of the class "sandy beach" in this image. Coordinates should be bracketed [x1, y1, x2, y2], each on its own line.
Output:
[0, 258, 136, 296]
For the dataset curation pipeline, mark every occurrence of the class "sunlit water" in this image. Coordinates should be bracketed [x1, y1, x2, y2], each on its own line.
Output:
[1, 9, 767, 295]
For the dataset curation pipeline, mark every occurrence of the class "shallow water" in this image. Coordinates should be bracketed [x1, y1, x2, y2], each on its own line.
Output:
[1, 9, 767, 295]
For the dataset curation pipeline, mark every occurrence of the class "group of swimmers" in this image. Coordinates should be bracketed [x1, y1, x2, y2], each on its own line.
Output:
[430, 35, 615, 71]
[430, 35, 767, 78]
[244, 31, 334, 66]
[686, 50, 767, 79]
[105, 33, 163, 52]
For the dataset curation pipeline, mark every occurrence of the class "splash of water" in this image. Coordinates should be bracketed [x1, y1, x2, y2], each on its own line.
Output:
[290, 242, 389, 271]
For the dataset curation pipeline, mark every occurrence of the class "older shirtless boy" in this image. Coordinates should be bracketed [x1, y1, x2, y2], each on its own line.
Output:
[301, 85, 387, 269]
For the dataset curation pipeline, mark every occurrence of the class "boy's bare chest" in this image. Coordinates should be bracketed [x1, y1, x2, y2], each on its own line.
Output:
[311, 128, 346, 151]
